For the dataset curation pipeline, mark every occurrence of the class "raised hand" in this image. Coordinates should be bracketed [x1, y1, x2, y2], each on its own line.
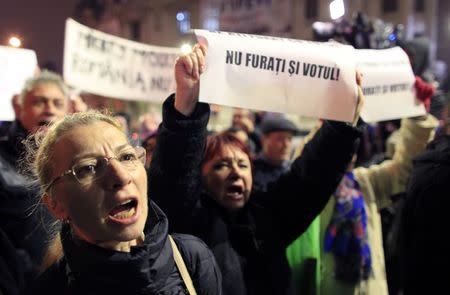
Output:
[174, 43, 207, 116]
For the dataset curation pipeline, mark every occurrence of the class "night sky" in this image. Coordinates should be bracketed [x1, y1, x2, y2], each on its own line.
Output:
[0, 0, 78, 73]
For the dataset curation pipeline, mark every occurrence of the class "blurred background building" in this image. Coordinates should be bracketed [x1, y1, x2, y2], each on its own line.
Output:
[1, 0, 448, 134]
[71, 0, 448, 71]
[2, 0, 447, 79]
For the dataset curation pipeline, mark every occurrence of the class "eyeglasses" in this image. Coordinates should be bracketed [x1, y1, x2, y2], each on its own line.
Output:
[46, 146, 146, 191]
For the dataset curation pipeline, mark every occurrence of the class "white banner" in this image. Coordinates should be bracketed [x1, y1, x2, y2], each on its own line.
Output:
[356, 47, 425, 122]
[195, 29, 358, 122]
[0, 46, 37, 121]
[64, 18, 180, 102]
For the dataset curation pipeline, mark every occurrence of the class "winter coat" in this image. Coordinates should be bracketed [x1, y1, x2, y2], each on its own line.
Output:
[400, 134, 450, 295]
[24, 201, 222, 295]
[0, 121, 55, 294]
[148, 95, 361, 295]
[319, 115, 437, 295]
[252, 157, 290, 193]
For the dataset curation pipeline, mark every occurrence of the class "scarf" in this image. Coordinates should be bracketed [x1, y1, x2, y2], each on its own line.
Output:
[324, 171, 371, 283]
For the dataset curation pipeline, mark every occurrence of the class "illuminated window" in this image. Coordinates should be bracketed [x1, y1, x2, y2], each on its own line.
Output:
[330, 0, 345, 20]
[176, 11, 191, 33]
[202, 8, 219, 31]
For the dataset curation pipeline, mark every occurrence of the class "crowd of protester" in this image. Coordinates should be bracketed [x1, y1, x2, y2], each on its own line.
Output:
[1, 11, 449, 295]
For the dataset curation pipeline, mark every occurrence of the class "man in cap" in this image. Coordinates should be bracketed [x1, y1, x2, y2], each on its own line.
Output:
[252, 116, 301, 192]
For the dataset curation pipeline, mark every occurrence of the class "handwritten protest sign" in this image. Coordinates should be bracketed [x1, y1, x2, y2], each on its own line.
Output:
[194, 29, 358, 122]
[64, 18, 180, 102]
[356, 47, 425, 122]
[0, 46, 37, 121]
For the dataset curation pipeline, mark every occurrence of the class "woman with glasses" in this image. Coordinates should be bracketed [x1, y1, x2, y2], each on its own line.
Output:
[22, 110, 222, 294]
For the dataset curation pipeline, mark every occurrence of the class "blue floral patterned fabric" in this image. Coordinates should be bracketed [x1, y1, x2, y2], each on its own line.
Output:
[324, 171, 371, 283]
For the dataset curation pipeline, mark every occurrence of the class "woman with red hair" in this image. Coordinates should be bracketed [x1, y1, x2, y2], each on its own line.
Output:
[149, 43, 363, 295]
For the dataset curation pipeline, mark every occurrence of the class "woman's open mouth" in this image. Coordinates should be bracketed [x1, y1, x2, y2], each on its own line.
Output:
[107, 199, 139, 225]
[226, 185, 244, 200]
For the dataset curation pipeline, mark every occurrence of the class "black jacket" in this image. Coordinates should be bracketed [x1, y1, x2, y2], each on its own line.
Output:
[0, 121, 55, 294]
[252, 157, 290, 193]
[24, 201, 222, 295]
[149, 95, 361, 295]
[400, 135, 450, 295]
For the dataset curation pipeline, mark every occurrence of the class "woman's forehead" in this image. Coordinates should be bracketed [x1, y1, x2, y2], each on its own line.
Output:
[54, 122, 128, 154]
[216, 144, 249, 160]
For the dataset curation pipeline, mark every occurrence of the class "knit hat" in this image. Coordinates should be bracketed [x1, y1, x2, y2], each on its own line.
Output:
[260, 117, 300, 135]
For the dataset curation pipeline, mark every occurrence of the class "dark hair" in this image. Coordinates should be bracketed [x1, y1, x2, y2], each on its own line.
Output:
[202, 132, 253, 168]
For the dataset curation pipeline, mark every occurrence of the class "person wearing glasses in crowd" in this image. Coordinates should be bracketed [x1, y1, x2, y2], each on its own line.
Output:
[148, 43, 364, 295]
[22, 110, 222, 294]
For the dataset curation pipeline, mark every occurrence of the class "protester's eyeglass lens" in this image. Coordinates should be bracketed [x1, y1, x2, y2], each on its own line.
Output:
[46, 146, 146, 190]
[73, 146, 146, 184]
